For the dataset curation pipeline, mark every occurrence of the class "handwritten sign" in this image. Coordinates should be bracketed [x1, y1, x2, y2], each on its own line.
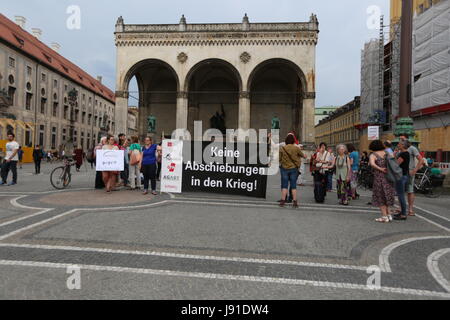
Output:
[96, 150, 124, 171]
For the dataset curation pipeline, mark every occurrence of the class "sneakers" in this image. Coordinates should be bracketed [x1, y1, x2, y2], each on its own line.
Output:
[0, 182, 6, 186]
[8, 182, 17, 186]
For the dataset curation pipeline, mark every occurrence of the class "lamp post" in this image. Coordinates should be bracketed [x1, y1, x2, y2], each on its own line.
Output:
[394, 0, 417, 145]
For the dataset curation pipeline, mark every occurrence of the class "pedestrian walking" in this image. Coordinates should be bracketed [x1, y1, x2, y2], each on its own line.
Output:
[392, 140, 410, 221]
[140, 137, 158, 196]
[347, 144, 360, 200]
[399, 134, 425, 217]
[333, 144, 352, 205]
[279, 134, 304, 208]
[0, 132, 19, 186]
[102, 135, 120, 194]
[128, 136, 142, 190]
[33, 145, 43, 174]
[369, 140, 396, 223]
[18, 146, 24, 169]
[73, 146, 83, 172]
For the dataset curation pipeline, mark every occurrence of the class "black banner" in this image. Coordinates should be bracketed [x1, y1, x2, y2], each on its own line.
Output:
[182, 141, 269, 198]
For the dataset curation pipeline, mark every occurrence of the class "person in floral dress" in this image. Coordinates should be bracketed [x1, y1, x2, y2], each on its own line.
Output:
[369, 140, 396, 223]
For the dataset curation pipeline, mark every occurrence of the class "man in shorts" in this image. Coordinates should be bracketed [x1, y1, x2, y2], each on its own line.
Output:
[399, 135, 424, 217]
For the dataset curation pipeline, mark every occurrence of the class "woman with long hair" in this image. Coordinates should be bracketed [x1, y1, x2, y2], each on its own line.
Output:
[279, 134, 304, 208]
[102, 135, 119, 193]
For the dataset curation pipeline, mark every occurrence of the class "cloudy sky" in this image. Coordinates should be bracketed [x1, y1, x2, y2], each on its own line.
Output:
[2, 0, 390, 107]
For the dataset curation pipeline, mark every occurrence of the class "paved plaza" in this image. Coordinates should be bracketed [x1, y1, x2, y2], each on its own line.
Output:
[0, 162, 449, 300]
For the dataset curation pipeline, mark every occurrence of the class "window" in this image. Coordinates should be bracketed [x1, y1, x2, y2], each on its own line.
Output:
[39, 125, 45, 146]
[40, 98, 46, 114]
[64, 84, 68, 91]
[88, 114, 92, 125]
[27, 66, 32, 76]
[53, 102, 58, 117]
[9, 57, 15, 68]
[41, 73, 46, 82]
[64, 106, 69, 119]
[53, 79, 58, 88]
[82, 112, 86, 124]
[51, 127, 57, 149]
[26, 93, 32, 110]
[25, 130, 32, 147]
[8, 87, 16, 106]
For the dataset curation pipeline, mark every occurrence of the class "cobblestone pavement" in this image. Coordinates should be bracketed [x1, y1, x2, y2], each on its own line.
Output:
[0, 162, 449, 300]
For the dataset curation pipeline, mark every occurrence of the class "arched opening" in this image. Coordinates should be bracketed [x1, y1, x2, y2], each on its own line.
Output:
[185, 59, 242, 135]
[248, 59, 306, 140]
[124, 59, 179, 141]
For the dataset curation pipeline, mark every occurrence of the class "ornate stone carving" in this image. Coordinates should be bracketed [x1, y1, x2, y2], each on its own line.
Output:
[177, 52, 188, 63]
[115, 90, 129, 99]
[304, 92, 316, 99]
[240, 52, 251, 64]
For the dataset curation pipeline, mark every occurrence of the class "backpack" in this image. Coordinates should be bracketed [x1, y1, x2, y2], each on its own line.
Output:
[385, 152, 403, 184]
[130, 149, 142, 166]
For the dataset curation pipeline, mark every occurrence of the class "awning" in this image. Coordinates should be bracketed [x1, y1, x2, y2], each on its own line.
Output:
[15, 120, 27, 131]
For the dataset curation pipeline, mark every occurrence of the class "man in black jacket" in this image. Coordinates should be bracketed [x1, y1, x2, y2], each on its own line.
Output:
[33, 145, 43, 175]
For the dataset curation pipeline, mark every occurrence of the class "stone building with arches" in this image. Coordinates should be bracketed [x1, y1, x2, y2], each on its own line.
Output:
[114, 14, 319, 144]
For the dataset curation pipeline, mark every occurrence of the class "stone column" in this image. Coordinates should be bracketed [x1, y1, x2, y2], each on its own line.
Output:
[302, 92, 316, 145]
[238, 91, 251, 130]
[114, 91, 129, 136]
[176, 91, 188, 130]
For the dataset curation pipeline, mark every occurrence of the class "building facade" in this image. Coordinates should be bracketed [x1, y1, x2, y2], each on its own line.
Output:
[0, 14, 115, 156]
[315, 106, 339, 125]
[114, 14, 319, 145]
[315, 97, 361, 150]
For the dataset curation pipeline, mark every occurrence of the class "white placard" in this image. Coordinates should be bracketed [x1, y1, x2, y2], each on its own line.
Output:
[368, 126, 380, 141]
[96, 150, 124, 171]
[160, 140, 183, 193]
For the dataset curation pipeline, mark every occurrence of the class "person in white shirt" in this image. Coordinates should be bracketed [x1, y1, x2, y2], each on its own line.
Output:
[1, 132, 19, 186]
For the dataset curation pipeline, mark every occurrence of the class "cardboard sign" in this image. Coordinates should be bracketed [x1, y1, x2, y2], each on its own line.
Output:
[160, 140, 183, 193]
[96, 150, 124, 171]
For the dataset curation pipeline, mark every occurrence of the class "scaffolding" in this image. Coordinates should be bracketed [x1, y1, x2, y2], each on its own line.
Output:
[412, 0, 450, 112]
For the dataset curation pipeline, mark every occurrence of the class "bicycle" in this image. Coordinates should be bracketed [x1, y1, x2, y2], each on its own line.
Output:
[357, 165, 374, 190]
[414, 167, 444, 198]
[50, 157, 76, 190]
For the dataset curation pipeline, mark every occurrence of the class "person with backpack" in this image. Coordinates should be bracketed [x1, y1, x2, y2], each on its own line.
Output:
[369, 140, 396, 223]
[392, 140, 410, 221]
[333, 144, 352, 206]
[128, 136, 142, 190]
[279, 134, 305, 208]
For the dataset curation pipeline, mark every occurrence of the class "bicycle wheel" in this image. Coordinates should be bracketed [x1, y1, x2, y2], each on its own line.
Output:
[50, 167, 71, 190]
[423, 179, 442, 198]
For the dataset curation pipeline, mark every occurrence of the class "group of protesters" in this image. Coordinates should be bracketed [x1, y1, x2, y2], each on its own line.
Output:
[276, 131, 433, 224]
[93, 134, 162, 195]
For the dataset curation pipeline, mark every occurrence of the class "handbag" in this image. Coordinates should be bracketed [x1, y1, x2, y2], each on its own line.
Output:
[385, 152, 403, 184]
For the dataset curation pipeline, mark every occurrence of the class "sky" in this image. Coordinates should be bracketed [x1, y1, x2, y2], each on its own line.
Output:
[2, 0, 390, 107]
